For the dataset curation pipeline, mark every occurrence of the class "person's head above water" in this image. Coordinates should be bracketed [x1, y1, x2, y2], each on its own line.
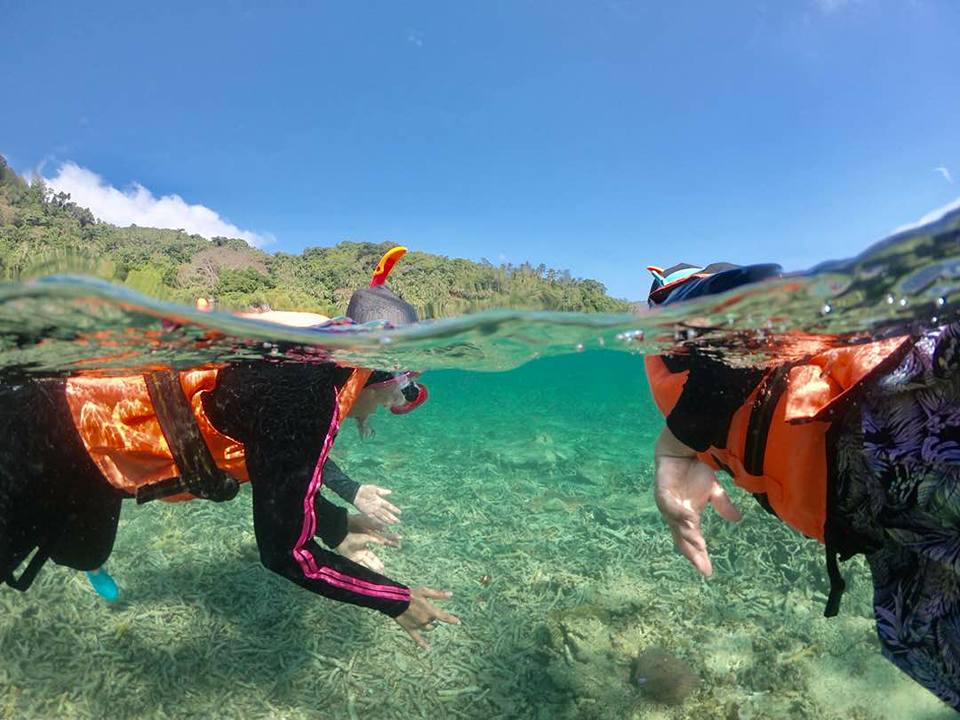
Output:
[646, 262, 783, 308]
[343, 247, 429, 436]
[345, 245, 419, 326]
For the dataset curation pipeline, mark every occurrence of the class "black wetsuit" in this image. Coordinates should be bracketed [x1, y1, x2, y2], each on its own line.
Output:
[323, 460, 361, 506]
[0, 379, 124, 583]
[0, 363, 410, 617]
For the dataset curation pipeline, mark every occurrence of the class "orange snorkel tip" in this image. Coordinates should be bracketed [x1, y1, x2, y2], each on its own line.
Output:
[370, 246, 408, 287]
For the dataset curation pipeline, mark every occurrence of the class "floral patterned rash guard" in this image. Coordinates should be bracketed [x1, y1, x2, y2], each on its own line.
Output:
[835, 321, 960, 710]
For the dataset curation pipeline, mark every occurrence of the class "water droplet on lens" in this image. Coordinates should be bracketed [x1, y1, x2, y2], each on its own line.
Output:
[616, 330, 643, 344]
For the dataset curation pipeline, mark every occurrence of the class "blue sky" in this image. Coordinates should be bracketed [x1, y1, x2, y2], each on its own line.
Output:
[2, 1, 958, 299]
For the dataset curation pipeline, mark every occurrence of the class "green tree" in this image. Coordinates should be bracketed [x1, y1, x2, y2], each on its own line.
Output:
[0, 164, 631, 314]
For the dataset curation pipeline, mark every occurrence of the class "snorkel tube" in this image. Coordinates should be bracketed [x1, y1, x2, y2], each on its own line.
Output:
[354, 247, 430, 416]
[370, 246, 408, 287]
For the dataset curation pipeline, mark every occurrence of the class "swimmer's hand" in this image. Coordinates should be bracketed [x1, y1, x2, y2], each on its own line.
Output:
[336, 515, 400, 574]
[395, 587, 461, 651]
[347, 512, 401, 542]
[354, 484, 402, 526]
[654, 427, 742, 577]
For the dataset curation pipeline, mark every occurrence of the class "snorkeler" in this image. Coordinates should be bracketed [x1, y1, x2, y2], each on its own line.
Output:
[81, 270, 420, 600]
[643, 262, 960, 710]
[0, 248, 458, 651]
[80, 334, 412, 599]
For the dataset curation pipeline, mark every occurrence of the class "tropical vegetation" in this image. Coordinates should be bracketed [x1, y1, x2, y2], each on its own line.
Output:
[0, 156, 628, 318]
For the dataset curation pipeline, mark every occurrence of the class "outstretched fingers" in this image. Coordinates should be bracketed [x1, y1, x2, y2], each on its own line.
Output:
[380, 529, 402, 545]
[367, 527, 401, 546]
[382, 499, 402, 515]
[431, 606, 461, 626]
[371, 487, 402, 513]
[359, 532, 390, 547]
[419, 587, 461, 625]
[364, 486, 402, 525]
[709, 483, 743, 523]
[668, 512, 712, 577]
[397, 587, 462, 651]
[375, 508, 401, 526]
[418, 586, 452, 600]
[676, 535, 713, 576]
[353, 550, 385, 574]
[405, 628, 430, 651]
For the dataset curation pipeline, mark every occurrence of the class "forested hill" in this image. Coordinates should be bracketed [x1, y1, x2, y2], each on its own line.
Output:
[0, 157, 629, 318]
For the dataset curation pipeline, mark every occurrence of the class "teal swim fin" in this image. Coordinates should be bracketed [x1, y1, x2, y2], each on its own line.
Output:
[85, 568, 120, 603]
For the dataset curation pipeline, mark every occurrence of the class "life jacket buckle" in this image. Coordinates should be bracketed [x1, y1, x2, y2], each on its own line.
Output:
[142, 370, 240, 505]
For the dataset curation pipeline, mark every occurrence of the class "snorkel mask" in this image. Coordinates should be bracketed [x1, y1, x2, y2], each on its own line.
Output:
[363, 369, 429, 415]
[346, 247, 429, 415]
[394, 381, 429, 415]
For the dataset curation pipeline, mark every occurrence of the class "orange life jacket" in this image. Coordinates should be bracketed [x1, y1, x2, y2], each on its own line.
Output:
[65, 366, 371, 500]
[65, 246, 412, 502]
[645, 336, 911, 541]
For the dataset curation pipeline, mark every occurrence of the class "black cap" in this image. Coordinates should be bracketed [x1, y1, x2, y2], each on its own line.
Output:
[650, 263, 781, 306]
[346, 285, 419, 326]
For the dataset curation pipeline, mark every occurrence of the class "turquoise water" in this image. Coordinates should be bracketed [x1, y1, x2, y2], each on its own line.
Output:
[0, 353, 952, 719]
[0, 202, 958, 376]
[1, 206, 960, 718]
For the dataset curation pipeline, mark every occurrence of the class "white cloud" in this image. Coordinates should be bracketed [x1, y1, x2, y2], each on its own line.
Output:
[934, 166, 954, 184]
[892, 196, 960, 235]
[42, 162, 269, 246]
[406, 28, 424, 47]
[812, 0, 857, 12]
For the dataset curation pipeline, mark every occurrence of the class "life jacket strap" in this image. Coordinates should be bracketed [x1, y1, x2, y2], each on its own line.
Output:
[823, 544, 846, 618]
[134, 476, 196, 504]
[140, 370, 239, 504]
[2, 547, 50, 592]
[742, 364, 795, 476]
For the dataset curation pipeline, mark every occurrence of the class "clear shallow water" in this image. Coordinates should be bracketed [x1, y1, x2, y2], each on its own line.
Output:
[0, 202, 957, 377]
[1, 205, 959, 719]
